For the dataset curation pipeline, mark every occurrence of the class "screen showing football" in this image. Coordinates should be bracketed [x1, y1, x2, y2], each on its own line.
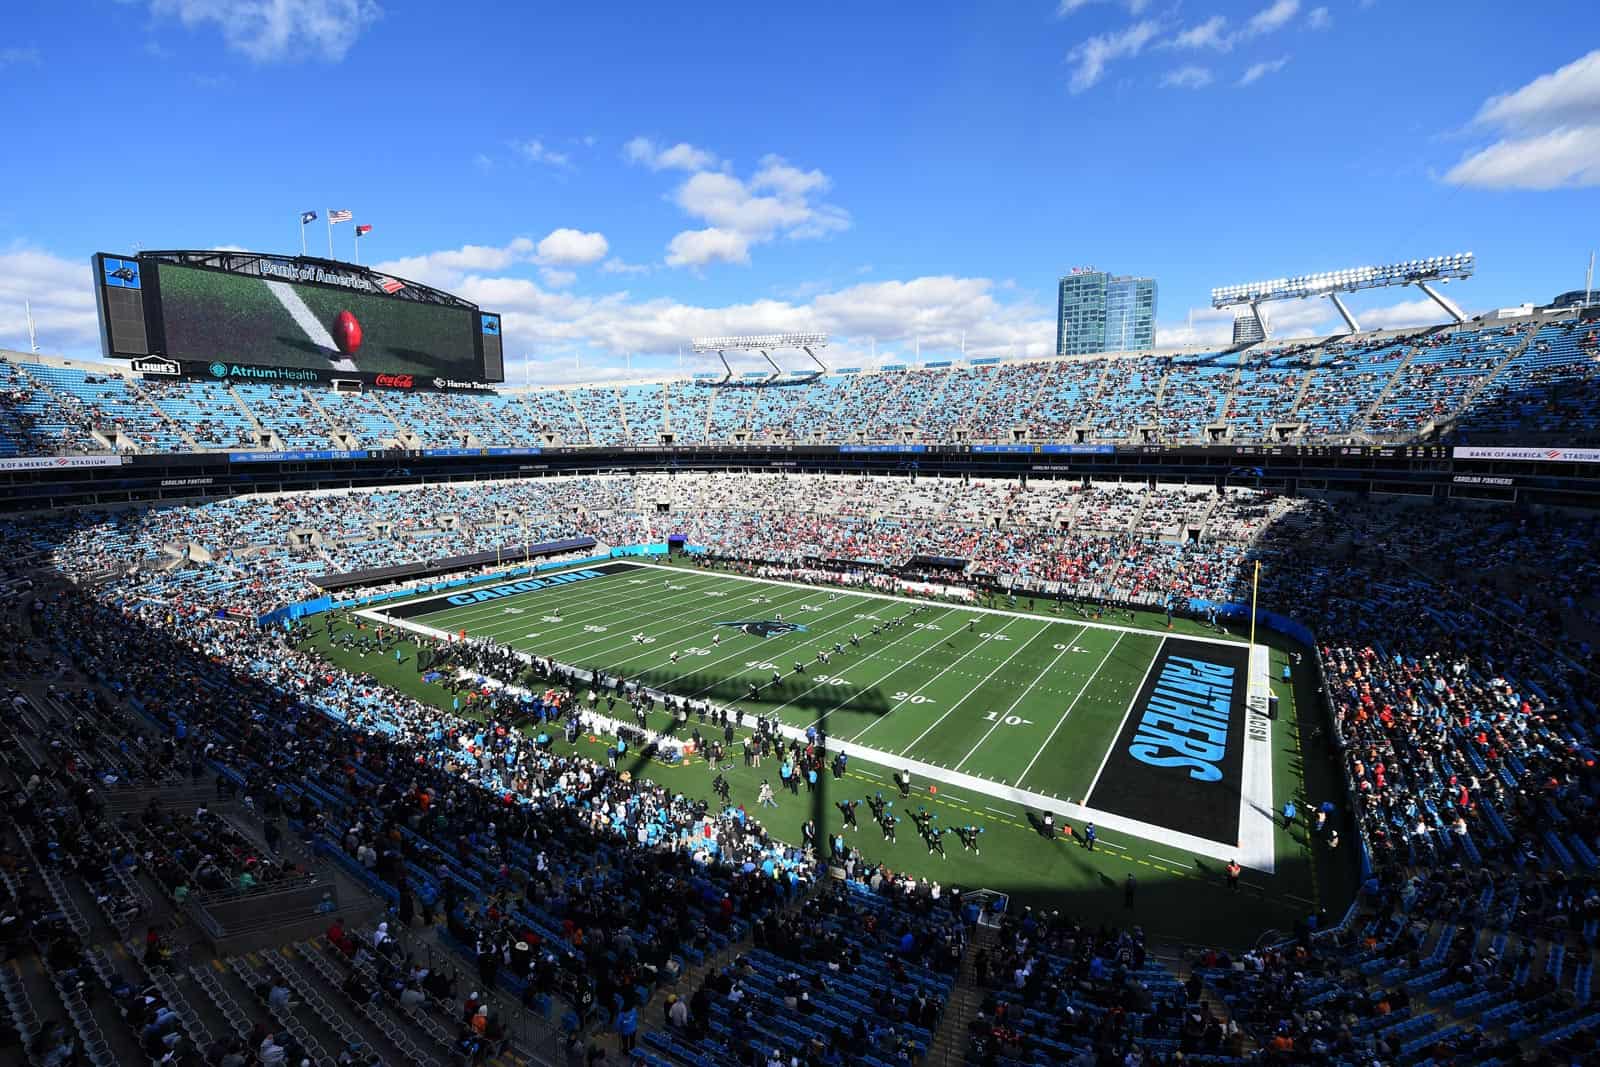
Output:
[156, 262, 481, 378]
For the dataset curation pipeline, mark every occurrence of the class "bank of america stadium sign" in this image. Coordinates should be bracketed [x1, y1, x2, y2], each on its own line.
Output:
[1452, 446, 1600, 464]
[0, 455, 126, 471]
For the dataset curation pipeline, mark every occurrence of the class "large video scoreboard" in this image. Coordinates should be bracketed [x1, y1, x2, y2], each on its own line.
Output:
[93, 250, 504, 389]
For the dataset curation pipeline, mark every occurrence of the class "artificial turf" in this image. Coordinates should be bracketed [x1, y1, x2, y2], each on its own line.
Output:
[297, 558, 1354, 947]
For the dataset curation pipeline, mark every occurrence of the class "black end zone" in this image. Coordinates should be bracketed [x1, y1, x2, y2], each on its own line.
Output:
[1086, 637, 1250, 846]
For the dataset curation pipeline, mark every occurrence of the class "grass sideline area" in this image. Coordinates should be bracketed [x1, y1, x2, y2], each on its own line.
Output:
[299, 558, 1356, 947]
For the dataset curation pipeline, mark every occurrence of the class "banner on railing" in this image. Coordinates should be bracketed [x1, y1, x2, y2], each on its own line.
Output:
[1451, 446, 1600, 464]
[0, 454, 125, 471]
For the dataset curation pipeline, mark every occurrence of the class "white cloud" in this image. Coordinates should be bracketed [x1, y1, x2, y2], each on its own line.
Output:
[539, 268, 576, 289]
[1167, 16, 1231, 52]
[1160, 65, 1213, 89]
[1165, 1, 1301, 54]
[446, 266, 1056, 382]
[147, 0, 381, 63]
[660, 154, 848, 268]
[1057, 0, 1151, 15]
[1357, 298, 1452, 331]
[1238, 55, 1291, 86]
[1446, 126, 1600, 190]
[534, 228, 608, 267]
[622, 136, 719, 172]
[600, 258, 651, 275]
[0, 47, 41, 68]
[1476, 48, 1600, 131]
[1244, 0, 1300, 37]
[516, 140, 571, 168]
[665, 228, 751, 268]
[374, 238, 538, 287]
[472, 153, 492, 172]
[0, 246, 99, 355]
[675, 171, 810, 235]
[1067, 19, 1162, 93]
[1306, 6, 1332, 30]
[1446, 49, 1600, 189]
[1154, 307, 1239, 348]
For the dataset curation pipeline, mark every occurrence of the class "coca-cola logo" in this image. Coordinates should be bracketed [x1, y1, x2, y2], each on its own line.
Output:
[373, 373, 414, 389]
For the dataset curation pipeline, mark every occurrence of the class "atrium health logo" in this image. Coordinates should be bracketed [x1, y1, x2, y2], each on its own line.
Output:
[209, 362, 229, 379]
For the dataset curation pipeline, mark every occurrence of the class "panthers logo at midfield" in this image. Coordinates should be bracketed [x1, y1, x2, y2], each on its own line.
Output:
[716, 619, 809, 639]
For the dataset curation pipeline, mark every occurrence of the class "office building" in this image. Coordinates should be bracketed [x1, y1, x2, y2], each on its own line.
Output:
[1056, 270, 1157, 356]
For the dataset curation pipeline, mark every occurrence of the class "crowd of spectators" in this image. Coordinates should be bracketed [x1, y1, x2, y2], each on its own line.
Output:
[2, 305, 1594, 458]
[5, 459, 1600, 1060]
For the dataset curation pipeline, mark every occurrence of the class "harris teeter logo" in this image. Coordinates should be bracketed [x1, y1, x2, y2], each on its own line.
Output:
[715, 619, 809, 639]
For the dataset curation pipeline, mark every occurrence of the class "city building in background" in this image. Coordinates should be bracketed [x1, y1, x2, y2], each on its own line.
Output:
[1232, 308, 1267, 346]
[1056, 269, 1157, 356]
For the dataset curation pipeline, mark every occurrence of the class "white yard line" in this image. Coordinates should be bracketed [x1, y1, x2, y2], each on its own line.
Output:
[1016, 631, 1125, 787]
[773, 610, 960, 725]
[263, 280, 354, 371]
[954, 629, 1085, 773]
[614, 588, 871, 685]
[1081, 636, 1166, 804]
[409, 565, 718, 636]
[620, 559, 1248, 649]
[531, 578, 821, 666]
[866, 617, 1036, 750]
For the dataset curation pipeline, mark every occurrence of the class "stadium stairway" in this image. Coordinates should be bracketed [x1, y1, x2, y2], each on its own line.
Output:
[1356, 337, 1426, 435]
[298, 387, 344, 446]
[225, 382, 272, 445]
[1439, 324, 1542, 435]
[924, 920, 997, 1064]
[1287, 354, 1319, 423]
[611, 876, 822, 1062]
[127, 379, 203, 453]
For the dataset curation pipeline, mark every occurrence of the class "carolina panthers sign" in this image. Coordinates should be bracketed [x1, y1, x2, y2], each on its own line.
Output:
[716, 619, 809, 639]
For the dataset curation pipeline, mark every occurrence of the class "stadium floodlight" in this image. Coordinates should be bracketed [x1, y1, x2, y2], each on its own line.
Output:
[690, 332, 830, 352]
[1210, 252, 1475, 338]
[689, 332, 831, 383]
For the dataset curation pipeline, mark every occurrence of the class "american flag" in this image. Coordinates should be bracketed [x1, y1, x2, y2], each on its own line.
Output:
[328, 209, 353, 224]
[378, 278, 404, 294]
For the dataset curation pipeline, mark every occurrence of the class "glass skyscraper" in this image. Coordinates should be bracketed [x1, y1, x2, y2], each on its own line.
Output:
[1056, 271, 1157, 356]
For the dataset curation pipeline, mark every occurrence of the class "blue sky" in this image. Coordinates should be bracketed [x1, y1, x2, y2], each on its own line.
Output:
[2, 1, 1597, 382]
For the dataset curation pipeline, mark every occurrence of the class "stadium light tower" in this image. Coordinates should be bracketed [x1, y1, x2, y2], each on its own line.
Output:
[690, 332, 830, 383]
[1211, 253, 1475, 338]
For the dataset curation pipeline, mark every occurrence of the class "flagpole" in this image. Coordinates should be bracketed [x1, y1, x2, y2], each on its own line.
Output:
[299, 218, 306, 257]
[326, 213, 333, 259]
[353, 224, 360, 267]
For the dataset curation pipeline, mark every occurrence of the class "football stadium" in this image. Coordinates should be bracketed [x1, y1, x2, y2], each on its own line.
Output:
[4, 9, 1600, 1067]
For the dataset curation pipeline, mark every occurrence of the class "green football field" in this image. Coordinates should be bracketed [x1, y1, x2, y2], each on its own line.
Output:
[404, 564, 1176, 800]
[315, 558, 1354, 945]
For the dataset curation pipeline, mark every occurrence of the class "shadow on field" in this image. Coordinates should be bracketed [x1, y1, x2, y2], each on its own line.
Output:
[618, 665, 895, 720]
